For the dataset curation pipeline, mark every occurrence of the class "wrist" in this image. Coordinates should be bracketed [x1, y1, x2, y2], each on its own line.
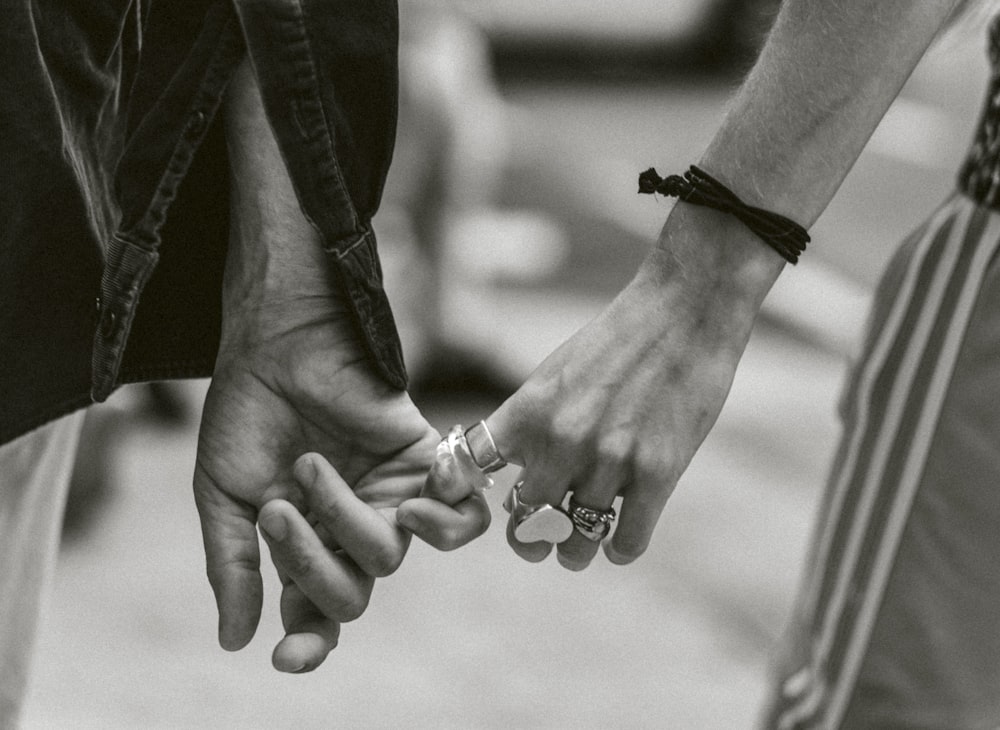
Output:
[645, 203, 785, 312]
[220, 58, 351, 349]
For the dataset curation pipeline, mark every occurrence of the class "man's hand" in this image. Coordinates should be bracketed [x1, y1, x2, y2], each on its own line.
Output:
[192, 58, 488, 673]
[194, 311, 439, 670]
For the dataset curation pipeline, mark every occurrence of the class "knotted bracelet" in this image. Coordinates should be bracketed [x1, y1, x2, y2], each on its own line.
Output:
[637, 165, 809, 264]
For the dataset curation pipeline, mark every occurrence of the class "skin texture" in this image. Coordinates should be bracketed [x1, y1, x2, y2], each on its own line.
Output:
[192, 59, 488, 673]
[487, 0, 961, 570]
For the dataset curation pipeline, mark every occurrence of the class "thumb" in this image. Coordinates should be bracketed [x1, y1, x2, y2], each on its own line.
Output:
[193, 466, 263, 651]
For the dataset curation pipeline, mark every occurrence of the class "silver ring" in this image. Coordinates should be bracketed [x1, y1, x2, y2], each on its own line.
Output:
[464, 420, 507, 473]
[504, 482, 573, 544]
[567, 498, 616, 542]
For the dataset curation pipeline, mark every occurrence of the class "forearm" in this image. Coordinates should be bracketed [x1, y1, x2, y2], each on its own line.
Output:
[705, 0, 958, 221]
[221, 58, 345, 341]
[649, 0, 960, 303]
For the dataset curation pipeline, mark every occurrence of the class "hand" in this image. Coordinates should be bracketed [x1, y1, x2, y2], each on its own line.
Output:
[256, 452, 412, 673]
[198, 54, 427, 671]
[193, 311, 439, 671]
[484, 207, 782, 570]
[195, 57, 488, 673]
[256, 444, 486, 672]
[254, 426, 492, 672]
[396, 425, 493, 551]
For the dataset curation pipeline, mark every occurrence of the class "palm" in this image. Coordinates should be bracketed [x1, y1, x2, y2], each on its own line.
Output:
[197, 321, 437, 511]
[193, 319, 438, 650]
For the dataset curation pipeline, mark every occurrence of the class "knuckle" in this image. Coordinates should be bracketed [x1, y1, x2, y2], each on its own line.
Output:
[308, 493, 345, 532]
[474, 507, 492, 536]
[435, 526, 466, 552]
[465, 502, 492, 540]
[334, 592, 370, 623]
[549, 410, 586, 449]
[367, 545, 404, 577]
[207, 554, 260, 588]
[596, 433, 632, 467]
[433, 504, 493, 551]
[280, 544, 315, 581]
[635, 449, 680, 492]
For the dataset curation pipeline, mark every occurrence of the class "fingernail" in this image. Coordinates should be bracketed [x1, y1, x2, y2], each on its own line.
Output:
[219, 626, 240, 652]
[290, 664, 309, 674]
[259, 510, 287, 542]
[294, 455, 318, 487]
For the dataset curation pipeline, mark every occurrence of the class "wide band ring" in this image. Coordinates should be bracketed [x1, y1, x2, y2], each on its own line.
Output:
[428, 425, 495, 503]
[505, 482, 574, 544]
[567, 498, 616, 542]
[464, 420, 507, 474]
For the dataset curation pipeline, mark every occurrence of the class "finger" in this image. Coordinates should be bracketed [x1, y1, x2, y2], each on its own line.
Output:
[555, 457, 624, 570]
[396, 492, 492, 551]
[193, 467, 263, 651]
[555, 496, 612, 572]
[556, 529, 602, 571]
[603, 466, 672, 565]
[487, 396, 573, 562]
[504, 514, 554, 562]
[502, 434, 571, 509]
[421, 426, 493, 506]
[502, 466, 572, 564]
[294, 454, 408, 577]
[483, 407, 526, 468]
[272, 581, 341, 673]
[259, 499, 375, 622]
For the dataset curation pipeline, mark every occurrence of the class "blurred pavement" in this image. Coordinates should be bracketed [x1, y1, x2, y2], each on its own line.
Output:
[22, 18, 991, 730]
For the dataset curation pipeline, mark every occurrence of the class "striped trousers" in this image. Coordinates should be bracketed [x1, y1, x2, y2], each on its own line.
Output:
[761, 194, 1000, 729]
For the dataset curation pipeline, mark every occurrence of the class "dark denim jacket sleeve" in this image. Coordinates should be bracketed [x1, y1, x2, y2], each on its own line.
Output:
[92, 0, 405, 403]
[233, 0, 406, 386]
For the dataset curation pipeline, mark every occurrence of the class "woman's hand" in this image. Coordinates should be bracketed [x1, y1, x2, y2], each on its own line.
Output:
[486, 206, 783, 569]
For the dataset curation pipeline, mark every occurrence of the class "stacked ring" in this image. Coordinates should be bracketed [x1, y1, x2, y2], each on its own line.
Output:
[567, 498, 616, 542]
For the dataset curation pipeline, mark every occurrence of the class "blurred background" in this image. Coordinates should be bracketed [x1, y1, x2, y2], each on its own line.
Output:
[23, 2, 990, 727]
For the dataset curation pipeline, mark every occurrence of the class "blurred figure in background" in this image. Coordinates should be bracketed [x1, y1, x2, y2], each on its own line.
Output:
[378, 1, 513, 393]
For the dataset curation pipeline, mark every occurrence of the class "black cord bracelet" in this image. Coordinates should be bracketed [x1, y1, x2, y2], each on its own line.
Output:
[637, 165, 809, 264]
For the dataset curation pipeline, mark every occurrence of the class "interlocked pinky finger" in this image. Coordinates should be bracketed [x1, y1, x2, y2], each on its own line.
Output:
[397, 491, 491, 551]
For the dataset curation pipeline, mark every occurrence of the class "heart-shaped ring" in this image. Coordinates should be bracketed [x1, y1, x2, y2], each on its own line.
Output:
[504, 482, 573, 544]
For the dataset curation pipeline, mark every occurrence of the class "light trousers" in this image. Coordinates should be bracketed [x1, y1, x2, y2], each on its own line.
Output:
[0, 412, 85, 729]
